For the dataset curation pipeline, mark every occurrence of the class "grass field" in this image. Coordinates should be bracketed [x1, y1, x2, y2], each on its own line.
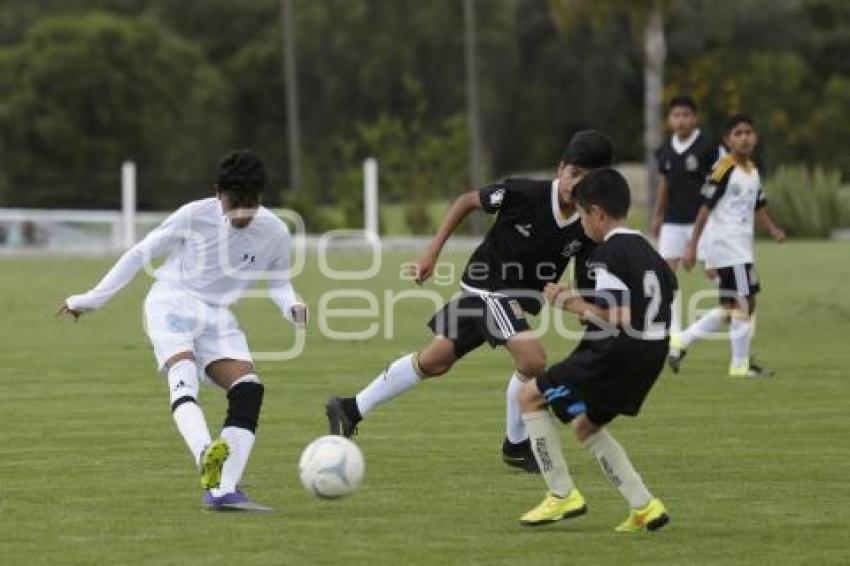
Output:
[1, 241, 849, 565]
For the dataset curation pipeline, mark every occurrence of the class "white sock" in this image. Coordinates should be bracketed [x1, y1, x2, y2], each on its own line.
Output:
[522, 411, 574, 497]
[505, 373, 528, 444]
[167, 360, 211, 466]
[730, 316, 753, 367]
[681, 307, 726, 350]
[355, 354, 423, 417]
[670, 291, 682, 336]
[213, 426, 255, 496]
[583, 429, 652, 509]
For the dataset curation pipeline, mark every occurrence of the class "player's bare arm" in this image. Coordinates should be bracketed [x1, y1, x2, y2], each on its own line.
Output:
[755, 208, 786, 243]
[408, 190, 481, 284]
[683, 204, 711, 270]
[544, 282, 631, 327]
[650, 176, 669, 239]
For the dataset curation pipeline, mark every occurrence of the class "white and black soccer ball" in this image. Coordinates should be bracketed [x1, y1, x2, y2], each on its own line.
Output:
[298, 435, 365, 499]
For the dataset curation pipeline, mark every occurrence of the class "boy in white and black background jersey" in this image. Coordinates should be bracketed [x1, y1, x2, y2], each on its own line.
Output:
[326, 131, 612, 472]
[516, 168, 675, 532]
[651, 95, 723, 334]
[59, 150, 308, 512]
[670, 114, 786, 377]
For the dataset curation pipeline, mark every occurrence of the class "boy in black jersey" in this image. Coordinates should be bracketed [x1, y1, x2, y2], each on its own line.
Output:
[518, 169, 675, 533]
[326, 131, 613, 471]
[651, 95, 722, 334]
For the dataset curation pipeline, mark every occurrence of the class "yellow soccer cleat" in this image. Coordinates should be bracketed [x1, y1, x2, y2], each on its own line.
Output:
[615, 497, 670, 533]
[669, 333, 684, 353]
[519, 489, 588, 526]
[729, 357, 774, 378]
[667, 333, 687, 374]
[200, 438, 230, 490]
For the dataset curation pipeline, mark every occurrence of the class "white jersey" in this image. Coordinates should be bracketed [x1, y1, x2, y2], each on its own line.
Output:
[699, 156, 767, 269]
[66, 198, 300, 320]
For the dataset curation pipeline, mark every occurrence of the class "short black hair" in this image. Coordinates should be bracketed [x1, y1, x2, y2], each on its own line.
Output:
[216, 149, 267, 200]
[724, 113, 755, 134]
[574, 168, 631, 219]
[668, 95, 697, 113]
[560, 130, 613, 169]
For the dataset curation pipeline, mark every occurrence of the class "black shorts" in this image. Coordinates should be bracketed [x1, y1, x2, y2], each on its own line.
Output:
[717, 263, 760, 304]
[536, 371, 617, 427]
[536, 339, 668, 426]
[427, 291, 531, 359]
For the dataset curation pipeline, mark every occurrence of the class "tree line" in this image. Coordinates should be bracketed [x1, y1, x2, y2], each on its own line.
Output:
[0, 0, 847, 226]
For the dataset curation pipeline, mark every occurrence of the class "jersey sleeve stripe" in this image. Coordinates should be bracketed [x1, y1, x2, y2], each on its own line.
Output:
[709, 155, 737, 183]
[594, 268, 629, 292]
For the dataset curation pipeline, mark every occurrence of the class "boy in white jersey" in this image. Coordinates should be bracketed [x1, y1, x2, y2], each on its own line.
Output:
[58, 150, 307, 511]
[670, 114, 785, 377]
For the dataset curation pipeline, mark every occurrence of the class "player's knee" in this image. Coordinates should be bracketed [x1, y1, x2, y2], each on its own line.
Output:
[419, 359, 452, 377]
[166, 351, 195, 368]
[168, 359, 200, 412]
[518, 380, 544, 413]
[571, 415, 601, 443]
[224, 374, 264, 433]
[517, 355, 547, 380]
[417, 348, 455, 377]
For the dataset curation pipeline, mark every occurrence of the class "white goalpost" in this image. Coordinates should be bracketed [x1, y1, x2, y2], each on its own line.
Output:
[0, 157, 478, 255]
[0, 161, 165, 254]
[363, 157, 379, 237]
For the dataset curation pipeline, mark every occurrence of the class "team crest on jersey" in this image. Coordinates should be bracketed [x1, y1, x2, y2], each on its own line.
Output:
[489, 188, 505, 208]
[686, 154, 699, 172]
[561, 239, 582, 258]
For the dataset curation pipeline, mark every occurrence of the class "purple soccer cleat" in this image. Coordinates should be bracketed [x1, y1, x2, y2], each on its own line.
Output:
[202, 489, 274, 513]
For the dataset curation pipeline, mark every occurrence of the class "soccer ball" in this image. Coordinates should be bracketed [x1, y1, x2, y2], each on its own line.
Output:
[298, 435, 365, 499]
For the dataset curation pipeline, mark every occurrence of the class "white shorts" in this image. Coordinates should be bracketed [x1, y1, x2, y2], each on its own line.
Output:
[143, 281, 252, 373]
[658, 223, 706, 261]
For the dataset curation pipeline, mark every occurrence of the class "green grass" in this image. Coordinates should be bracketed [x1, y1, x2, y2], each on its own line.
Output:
[1, 241, 849, 565]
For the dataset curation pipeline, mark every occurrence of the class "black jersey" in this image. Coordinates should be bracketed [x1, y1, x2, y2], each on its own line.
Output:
[655, 130, 721, 224]
[461, 178, 595, 315]
[567, 229, 677, 416]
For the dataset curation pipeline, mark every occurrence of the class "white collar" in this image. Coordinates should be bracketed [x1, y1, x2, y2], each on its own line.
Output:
[603, 227, 642, 242]
[671, 128, 701, 154]
[551, 179, 579, 228]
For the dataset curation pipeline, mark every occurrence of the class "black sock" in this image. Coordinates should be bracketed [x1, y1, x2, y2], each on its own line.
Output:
[341, 397, 362, 425]
[224, 381, 264, 433]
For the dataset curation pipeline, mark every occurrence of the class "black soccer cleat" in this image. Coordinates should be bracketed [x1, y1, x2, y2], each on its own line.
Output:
[325, 396, 359, 438]
[502, 438, 540, 474]
[748, 362, 775, 377]
[667, 349, 687, 375]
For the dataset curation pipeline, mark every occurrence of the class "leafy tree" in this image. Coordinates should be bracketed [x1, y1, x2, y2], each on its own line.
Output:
[0, 12, 230, 208]
[545, 0, 673, 209]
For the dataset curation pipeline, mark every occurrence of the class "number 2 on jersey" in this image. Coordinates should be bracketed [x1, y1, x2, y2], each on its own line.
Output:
[643, 271, 666, 339]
